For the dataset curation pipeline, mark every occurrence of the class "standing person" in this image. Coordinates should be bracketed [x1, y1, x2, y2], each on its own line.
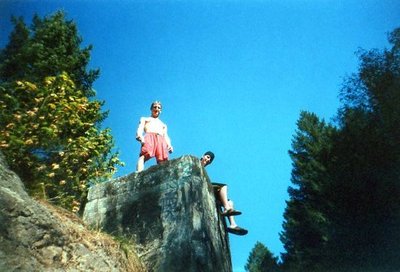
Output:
[136, 101, 173, 172]
[201, 151, 248, 236]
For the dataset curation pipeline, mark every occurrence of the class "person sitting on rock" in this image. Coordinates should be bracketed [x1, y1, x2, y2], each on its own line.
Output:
[135, 101, 173, 172]
[200, 151, 248, 236]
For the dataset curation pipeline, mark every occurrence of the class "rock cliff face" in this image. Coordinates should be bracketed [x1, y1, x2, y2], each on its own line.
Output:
[83, 155, 232, 272]
[0, 152, 144, 272]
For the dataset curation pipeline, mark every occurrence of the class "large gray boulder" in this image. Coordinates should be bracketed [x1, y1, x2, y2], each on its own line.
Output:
[0, 152, 144, 272]
[83, 155, 232, 272]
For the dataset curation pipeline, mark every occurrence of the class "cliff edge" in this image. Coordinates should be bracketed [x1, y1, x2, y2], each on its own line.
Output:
[83, 155, 232, 272]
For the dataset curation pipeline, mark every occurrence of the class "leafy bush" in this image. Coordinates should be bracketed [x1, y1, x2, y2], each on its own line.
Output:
[0, 72, 123, 211]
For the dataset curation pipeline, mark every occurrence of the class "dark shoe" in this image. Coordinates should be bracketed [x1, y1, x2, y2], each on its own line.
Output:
[221, 209, 242, 216]
[227, 226, 248, 236]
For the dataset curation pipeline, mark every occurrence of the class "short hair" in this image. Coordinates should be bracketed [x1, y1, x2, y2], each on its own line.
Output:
[204, 151, 215, 163]
[150, 101, 162, 110]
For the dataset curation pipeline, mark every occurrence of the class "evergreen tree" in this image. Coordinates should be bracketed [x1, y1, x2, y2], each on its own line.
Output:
[0, 11, 99, 96]
[0, 16, 30, 81]
[280, 111, 336, 272]
[245, 242, 280, 272]
[280, 27, 400, 271]
[326, 27, 400, 270]
[0, 12, 122, 212]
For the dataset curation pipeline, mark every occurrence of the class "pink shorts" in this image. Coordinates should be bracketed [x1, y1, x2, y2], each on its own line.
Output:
[140, 133, 169, 163]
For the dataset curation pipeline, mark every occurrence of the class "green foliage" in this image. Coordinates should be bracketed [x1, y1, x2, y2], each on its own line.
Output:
[280, 27, 400, 271]
[0, 11, 99, 96]
[0, 16, 30, 81]
[327, 27, 400, 270]
[280, 111, 336, 272]
[245, 242, 280, 272]
[0, 11, 122, 212]
[0, 73, 123, 211]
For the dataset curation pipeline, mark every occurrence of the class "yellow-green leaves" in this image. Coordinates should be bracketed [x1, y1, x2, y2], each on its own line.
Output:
[0, 72, 123, 211]
[0, 11, 107, 212]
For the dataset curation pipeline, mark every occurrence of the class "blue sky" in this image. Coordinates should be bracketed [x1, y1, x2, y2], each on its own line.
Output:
[1, 1, 399, 271]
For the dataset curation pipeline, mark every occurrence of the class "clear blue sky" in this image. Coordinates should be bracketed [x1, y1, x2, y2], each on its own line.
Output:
[1, 1, 399, 271]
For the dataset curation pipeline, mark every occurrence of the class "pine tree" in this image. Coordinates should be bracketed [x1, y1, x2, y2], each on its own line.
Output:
[280, 111, 336, 272]
[0, 11, 99, 96]
[245, 242, 280, 272]
[280, 27, 400, 271]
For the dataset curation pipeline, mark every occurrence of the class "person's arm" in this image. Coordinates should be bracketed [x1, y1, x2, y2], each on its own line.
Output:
[136, 117, 145, 144]
[164, 125, 173, 153]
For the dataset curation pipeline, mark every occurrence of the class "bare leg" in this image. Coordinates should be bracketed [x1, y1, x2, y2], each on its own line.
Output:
[136, 155, 145, 172]
[218, 185, 232, 211]
[222, 198, 248, 235]
[227, 200, 237, 228]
